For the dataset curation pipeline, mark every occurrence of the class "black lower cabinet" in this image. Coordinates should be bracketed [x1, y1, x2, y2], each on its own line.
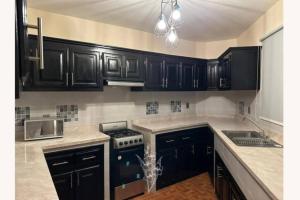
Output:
[156, 127, 214, 190]
[215, 152, 246, 200]
[75, 165, 103, 200]
[52, 172, 74, 200]
[45, 145, 104, 200]
[156, 147, 178, 189]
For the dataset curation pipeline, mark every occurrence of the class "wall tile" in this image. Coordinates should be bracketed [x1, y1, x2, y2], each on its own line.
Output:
[146, 101, 159, 115]
[170, 100, 181, 112]
[56, 104, 79, 122]
[15, 106, 30, 126]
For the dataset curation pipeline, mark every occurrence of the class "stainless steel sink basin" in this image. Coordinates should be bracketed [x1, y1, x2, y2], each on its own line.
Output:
[222, 130, 283, 148]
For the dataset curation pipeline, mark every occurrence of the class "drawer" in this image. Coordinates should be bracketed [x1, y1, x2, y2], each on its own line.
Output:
[75, 145, 104, 169]
[45, 153, 74, 175]
[156, 131, 180, 149]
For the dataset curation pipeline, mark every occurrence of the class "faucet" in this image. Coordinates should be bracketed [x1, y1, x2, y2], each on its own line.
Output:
[242, 116, 267, 139]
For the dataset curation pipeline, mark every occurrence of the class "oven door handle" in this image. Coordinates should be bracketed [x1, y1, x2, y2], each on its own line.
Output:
[117, 146, 144, 154]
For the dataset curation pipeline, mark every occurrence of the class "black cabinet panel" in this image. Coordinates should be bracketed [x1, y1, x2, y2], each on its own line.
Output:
[164, 56, 181, 90]
[124, 52, 144, 81]
[29, 40, 69, 88]
[181, 59, 196, 90]
[157, 148, 178, 189]
[70, 46, 101, 89]
[75, 165, 104, 200]
[103, 51, 123, 79]
[145, 55, 164, 89]
[195, 60, 207, 90]
[207, 60, 219, 90]
[52, 172, 74, 200]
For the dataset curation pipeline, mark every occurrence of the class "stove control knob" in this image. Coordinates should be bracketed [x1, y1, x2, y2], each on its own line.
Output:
[139, 138, 142, 142]
[119, 142, 123, 146]
[124, 141, 128, 145]
[130, 140, 133, 144]
[134, 139, 138, 143]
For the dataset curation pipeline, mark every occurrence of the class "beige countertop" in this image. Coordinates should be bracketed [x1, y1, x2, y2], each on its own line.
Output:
[132, 116, 283, 200]
[15, 125, 110, 200]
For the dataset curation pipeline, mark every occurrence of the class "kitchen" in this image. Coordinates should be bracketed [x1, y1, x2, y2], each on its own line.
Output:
[2, 0, 296, 199]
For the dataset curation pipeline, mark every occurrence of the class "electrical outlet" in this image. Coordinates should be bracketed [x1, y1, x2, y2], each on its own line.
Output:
[239, 101, 245, 115]
[186, 102, 190, 109]
[248, 106, 251, 114]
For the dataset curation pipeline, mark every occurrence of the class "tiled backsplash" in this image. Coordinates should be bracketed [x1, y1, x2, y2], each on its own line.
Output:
[56, 105, 79, 122]
[15, 107, 30, 126]
[146, 102, 159, 115]
[170, 100, 181, 112]
[15, 87, 247, 126]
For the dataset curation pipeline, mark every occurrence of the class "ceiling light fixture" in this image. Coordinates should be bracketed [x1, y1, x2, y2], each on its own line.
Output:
[154, 0, 182, 47]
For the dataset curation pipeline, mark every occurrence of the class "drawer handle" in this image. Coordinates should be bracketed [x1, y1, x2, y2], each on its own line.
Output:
[82, 156, 96, 161]
[182, 137, 191, 140]
[52, 161, 68, 166]
[165, 139, 175, 143]
[82, 173, 93, 178]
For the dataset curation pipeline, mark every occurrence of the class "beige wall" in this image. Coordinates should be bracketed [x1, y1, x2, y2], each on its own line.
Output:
[28, 8, 204, 58]
[199, 39, 237, 59]
[237, 0, 283, 46]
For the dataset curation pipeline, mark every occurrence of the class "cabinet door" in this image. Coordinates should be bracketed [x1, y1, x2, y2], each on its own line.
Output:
[69, 46, 102, 89]
[207, 60, 219, 90]
[164, 56, 181, 90]
[29, 39, 69, 89]
[195, 60, 207, 90]
[156, 148, 178, 189]
[218, 54, 231, 90]
[145, 55, 164, 89]
[75, 165, 104, 200]
[181, 59, 196, 90]
[178, 143, 195, 180]
[102, 50, 123, 79]
[124, 52, 144, 81]
[52, 172, 74, 200]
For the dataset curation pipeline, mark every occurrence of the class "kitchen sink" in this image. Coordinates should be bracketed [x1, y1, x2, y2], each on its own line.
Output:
[222, 130, 283, 148]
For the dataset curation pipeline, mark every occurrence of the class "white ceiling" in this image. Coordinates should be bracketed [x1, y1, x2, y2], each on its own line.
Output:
[28, 0, 278, 41]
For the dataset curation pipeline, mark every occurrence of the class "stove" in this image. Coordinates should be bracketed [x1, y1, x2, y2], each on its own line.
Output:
[99, 121, 145, 200]
[99, 121, 144, 149]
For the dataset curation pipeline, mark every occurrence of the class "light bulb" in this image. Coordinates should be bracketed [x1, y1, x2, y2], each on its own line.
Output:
[172, 4, 181, 21]
[156, 14, 167, 31]
[167, 28, 178, 43]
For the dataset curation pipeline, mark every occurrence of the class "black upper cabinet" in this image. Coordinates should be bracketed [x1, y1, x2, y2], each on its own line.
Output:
[218, 55, 231, 90]
[219, 46, 260, 90]
[102, 50, 144, 81]
[25, 36, 103, 91]
[69, 45, 101, 89]
[181, 59, 196, 90]
[28, 39, 69, 89]
[144, 55, 164, 89]
[207, 60, 219, 90]
[195, 60, 207, 90]
[164, 56, 181, 90]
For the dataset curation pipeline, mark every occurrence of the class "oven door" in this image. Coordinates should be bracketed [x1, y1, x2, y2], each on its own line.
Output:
[111, 145, 144, 187]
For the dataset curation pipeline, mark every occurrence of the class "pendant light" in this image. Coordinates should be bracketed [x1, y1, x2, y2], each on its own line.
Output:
[154, 0, 182, 47]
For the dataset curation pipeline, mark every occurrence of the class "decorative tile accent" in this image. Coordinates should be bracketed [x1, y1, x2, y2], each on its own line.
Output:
[15, 106, 30, 126]
[146, 102, 159, 115]
[171, 100, 181, 112]
[56, 105, 79, 122]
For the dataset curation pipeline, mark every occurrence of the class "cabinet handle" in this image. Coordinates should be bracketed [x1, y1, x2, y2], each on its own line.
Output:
[70, 173, 73, 189]
[52, 161, 68, 166]
[192, 144, 195, 155]
[71, 72, 74, 86]
[175, 149, 178, 159]
[219, 78, 223, 87]
[27, 17, 44, 70]
[166, 78, 168, 88]
[82, 155, 96, 161]
[161, 78, 165, 88]
[193, 80, 196, 88]
[81, 173, 93, 178]
[197, 79, 199, 88]
[126, 60, 129, 78]
[165, 139, 175, 143]
[182, 136, 190, 140]
[66, 72, 69, 87]
[206, 146, 212, 155]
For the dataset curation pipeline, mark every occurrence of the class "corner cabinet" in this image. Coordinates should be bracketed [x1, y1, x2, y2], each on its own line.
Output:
[23, 36, 103, 91]
[219, 46, 260, 90]
[45, 145, 104, 200]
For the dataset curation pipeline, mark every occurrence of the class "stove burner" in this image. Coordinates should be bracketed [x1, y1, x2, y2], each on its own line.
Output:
[110, 129, 140, 138]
